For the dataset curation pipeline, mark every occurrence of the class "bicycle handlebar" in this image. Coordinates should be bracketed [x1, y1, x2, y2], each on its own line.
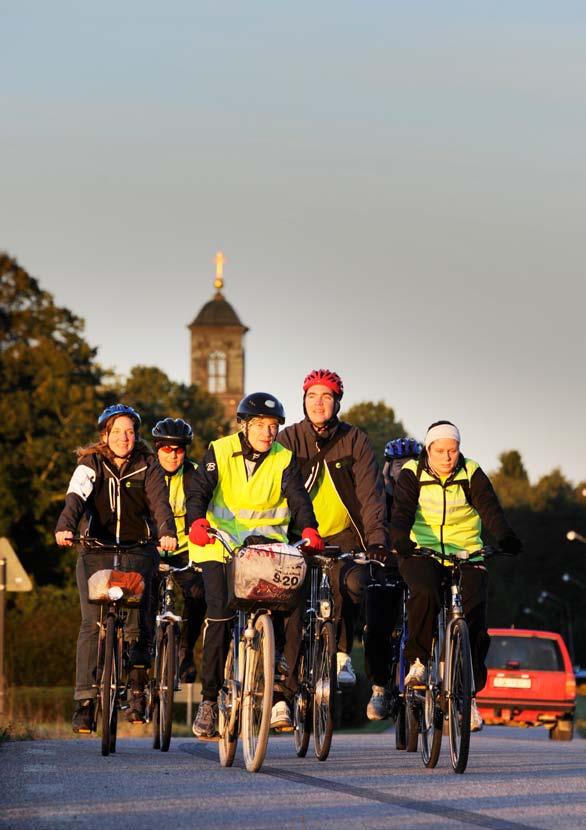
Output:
[412, 545, 512, 561]
[71, 536, 151, 551]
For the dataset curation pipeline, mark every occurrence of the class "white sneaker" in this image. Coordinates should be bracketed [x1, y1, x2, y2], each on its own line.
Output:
[470, 698, 483, 732]
[404, 658, 426, 686]
[366, 685, 390, 721]
[336, 652, 356, 687]
[270, 700, 293, 731]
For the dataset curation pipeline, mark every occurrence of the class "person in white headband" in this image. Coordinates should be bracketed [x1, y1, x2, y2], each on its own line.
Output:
[390, 418, 522, 734]
[424, 420, 462, 479]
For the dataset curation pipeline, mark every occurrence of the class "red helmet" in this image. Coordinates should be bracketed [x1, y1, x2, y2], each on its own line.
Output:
[302, 369, 344, 399]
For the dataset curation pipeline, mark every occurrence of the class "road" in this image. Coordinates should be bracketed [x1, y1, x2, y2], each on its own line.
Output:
[1, 727, 584, 830]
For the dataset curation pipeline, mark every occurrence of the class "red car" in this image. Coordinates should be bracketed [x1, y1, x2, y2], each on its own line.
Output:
[476, 628, 576, 741]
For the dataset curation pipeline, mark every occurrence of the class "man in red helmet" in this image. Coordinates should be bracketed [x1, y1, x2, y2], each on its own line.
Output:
[278, 370, 390, 692]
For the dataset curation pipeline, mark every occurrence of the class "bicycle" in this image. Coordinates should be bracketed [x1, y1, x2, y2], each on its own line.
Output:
[151, 557, 201, 752]
[210, 528, 308, 773]
[77, 536, 154, 757]
[405, 545, 505, 773]
[292, 546, 346, 761]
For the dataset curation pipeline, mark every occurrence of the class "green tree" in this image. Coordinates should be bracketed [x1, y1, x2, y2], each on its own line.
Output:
[491, 450, 532, 509]
[0, 253, 104, 583]
[117, 365, 229, 461]
[341, 400, 407, 464]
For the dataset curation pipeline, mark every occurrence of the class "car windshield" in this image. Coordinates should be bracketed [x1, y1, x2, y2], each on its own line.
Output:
[486, 635, 564, 671]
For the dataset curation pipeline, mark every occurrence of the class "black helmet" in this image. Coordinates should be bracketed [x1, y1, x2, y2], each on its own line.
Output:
[152, 417, 193, 446]
[98, 404, 141, 431]
[236, 393, 286, 425]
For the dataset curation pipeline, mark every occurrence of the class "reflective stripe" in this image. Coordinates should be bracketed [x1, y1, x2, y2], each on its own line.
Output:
[211, 505, 235, 521]
[236, 524, 289, 541]
[237, 506, 290, 521]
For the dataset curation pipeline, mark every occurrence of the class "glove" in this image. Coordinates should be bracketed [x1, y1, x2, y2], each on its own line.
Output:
[189, 518, 214, 546]
[300, 527, 324, 554]
[366, 545, 391, 565]
[393, 536, 417, 558]
[498, 533, 522, 556]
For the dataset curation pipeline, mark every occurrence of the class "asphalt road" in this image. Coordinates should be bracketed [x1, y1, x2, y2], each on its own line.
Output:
[1, 727, 584, 830]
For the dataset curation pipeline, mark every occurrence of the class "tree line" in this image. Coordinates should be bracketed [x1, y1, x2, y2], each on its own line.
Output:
[2, 252, 585, 686]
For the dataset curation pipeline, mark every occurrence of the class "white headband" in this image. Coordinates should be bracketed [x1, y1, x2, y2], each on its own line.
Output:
[425, 423, 461, 450]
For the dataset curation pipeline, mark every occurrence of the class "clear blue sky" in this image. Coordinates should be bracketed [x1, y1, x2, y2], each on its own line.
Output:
[2, 2, 585, 484]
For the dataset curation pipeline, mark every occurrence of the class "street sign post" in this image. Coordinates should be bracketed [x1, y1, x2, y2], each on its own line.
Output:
[0, 538, 33, 719]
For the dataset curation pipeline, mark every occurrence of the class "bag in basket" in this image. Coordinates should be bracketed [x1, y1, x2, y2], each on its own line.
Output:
[231, 544, 307, 607]
[88, 569, 145, 603]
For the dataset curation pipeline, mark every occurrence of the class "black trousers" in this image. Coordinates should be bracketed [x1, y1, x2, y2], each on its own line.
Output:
[74, 546, 157, 701]
[362, 565, 404, 687]
[329, 559, 369, 654]
[398, 555, 490, 692]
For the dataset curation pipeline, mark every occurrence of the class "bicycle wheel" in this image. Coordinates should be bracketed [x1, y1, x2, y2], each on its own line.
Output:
[420, 638, 443, 768]
[405, 693, 419, 752]
[395, 697, 406, 750]
[152, 628, 162, 750]
[448, 618, 472, 774]
[241, 613, 275, 773]
[159, 626, 176, 752]
[293, 642, 311, 757]
[218, 640, 238, 767]
[313, 621, 335, 761]
[100, 615, 118, 757]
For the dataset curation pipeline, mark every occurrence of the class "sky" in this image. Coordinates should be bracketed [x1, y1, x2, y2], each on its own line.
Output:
[2, 2, 585, 484]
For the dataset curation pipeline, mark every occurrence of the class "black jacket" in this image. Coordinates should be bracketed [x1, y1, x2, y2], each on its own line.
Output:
[56, 448, 176, 543]
[278, 418, 388, 549]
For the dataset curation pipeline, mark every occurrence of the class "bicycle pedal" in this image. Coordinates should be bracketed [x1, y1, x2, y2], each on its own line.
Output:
[76, 728, 93, 735]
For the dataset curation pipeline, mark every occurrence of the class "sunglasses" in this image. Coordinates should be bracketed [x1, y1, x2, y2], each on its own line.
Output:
[159, 445, 186, 455]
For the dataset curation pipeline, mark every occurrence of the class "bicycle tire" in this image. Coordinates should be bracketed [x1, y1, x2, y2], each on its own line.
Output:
[159, 627, 176, 752]
[448, 618, 472, 774]
[313, 621, 335, 762]
[218, 640, 238, 767]
[420, 637, 442, 768]
[293, 643, 311, 757]
[241, 613, 275, 773]
[152, 628, 163, 750]
[101, 615, 117, 757]
[395, 698, 406, 750]
[109, 626, 123, 755]
[405, 694, 419, 752]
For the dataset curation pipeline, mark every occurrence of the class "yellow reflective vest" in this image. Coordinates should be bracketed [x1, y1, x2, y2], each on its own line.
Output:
[402, 457, 483, 559]
[165, 463, 197, 554]
[189, 433, 293, 564]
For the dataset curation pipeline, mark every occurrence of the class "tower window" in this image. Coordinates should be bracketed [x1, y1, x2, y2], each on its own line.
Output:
[208, 351, 227, 393]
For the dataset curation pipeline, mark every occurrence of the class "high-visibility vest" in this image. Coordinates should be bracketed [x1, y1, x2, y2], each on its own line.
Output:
[189, 433, 293, 564]
[166, 463, 197, 554]
[310, 464, 351, 539]
[403, 457, 483, 559]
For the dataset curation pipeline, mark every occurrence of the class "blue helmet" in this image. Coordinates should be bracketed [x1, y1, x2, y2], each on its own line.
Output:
[384, 437, 422, 461]
[97, 404, 141, 431]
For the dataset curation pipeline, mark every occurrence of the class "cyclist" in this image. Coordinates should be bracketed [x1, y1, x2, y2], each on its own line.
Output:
[390, 420, 522, 731]
[187, 392, 323, 740]
[365, 437, 422, 720]
[55, 404, 177, 732]
[278, 369, 390, 693]
[152, 417, 207, 683]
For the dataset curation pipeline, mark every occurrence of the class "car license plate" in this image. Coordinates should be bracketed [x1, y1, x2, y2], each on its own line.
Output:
[494, 676, 531, 689]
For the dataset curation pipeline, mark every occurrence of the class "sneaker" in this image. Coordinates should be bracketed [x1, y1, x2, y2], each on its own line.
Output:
[470, 698, 483, 732]
[336, 652, 356, 687]
[192, 700, 219, 741]
[72, 699, 95, 733]
[179, 653, 196, 684]
[366, 685, 390, 721]
[270, 700, 293, 731]
[404, 658, 426, 686]
[126, 691, 147, 724]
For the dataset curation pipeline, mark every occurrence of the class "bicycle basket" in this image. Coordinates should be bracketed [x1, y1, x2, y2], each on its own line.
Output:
[83, 551, 151, 606]
[226, 543, 307, 612]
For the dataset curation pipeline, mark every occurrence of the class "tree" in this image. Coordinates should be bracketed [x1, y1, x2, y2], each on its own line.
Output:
[491, 450, 532, 509]
[340, 400, 407, 463]
[117, 365, 229, 461]
[0, 253, 104, 583]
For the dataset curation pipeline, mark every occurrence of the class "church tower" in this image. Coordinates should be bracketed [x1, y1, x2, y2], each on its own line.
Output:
[189, 252, 249, 425]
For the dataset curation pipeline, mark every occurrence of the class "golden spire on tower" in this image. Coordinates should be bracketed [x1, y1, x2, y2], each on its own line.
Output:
[214, 251, 225, 293]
